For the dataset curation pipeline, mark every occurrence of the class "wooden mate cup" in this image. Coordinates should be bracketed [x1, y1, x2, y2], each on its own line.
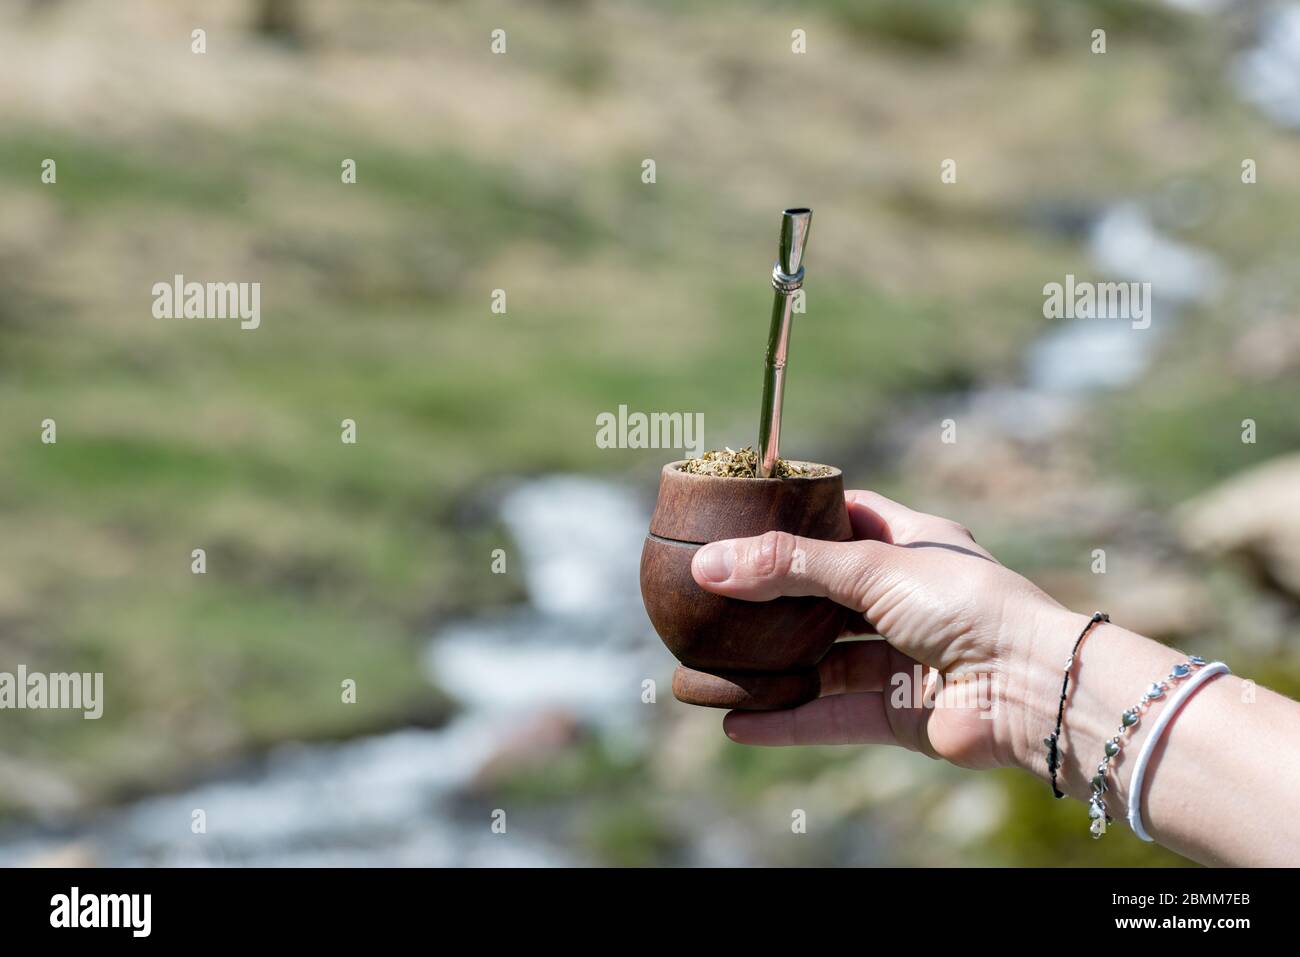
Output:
[640, 462, 852, 709]
[640, 207, 853, 710]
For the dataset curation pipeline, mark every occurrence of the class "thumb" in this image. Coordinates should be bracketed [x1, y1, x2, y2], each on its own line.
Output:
[691, 530, 892, 611]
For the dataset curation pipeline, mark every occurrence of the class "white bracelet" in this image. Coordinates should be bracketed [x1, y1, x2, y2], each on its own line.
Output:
[1126, 661, 1230, 842]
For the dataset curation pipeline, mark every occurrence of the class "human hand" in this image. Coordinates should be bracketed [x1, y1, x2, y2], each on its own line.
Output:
[693, 490, 1300, 865]
[690, 489, 1074, 771]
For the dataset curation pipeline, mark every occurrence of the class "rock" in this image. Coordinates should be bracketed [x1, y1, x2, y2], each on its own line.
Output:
[470, 707, 584, 789]
[1092, 562, 1213, 642]
[1179, 454, 1300, 601]
[21, 841, 100, 868]
[651, 706, 726, 786]
[1231, 313, 1300, 381]
[0, 753, 83, 818]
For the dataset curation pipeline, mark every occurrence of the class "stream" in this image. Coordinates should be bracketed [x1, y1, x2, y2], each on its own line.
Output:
[0, 478, 665, 866]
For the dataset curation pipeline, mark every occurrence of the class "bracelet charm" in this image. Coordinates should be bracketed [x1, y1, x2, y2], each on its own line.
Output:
[1088, 656, 1209, 839]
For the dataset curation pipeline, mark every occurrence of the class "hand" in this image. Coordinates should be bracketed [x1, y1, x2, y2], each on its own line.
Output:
[693, 489, 1300, 865]
[690, 489, 1071, 771]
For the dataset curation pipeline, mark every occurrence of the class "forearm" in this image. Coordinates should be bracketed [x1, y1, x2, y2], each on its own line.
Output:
[1007, 607, 1300, 866]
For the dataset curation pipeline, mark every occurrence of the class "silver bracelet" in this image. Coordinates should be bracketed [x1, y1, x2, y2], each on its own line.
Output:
[1087, 655, 1209, 839]
[1127, 661, 1230, 842]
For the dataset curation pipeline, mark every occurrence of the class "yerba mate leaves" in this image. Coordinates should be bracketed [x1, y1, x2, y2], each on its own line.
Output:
[677, 447, 831, 479]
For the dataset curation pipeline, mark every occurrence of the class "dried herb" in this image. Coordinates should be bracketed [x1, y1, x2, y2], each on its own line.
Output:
[678, 447, 831, 479]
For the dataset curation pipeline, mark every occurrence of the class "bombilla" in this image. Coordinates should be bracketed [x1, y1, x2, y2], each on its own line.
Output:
[756, 207, 812, 478]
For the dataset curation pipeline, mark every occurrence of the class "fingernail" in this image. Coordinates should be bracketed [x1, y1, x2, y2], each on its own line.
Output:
[722, 713, 741, 741]
[695, 542, 735, 582]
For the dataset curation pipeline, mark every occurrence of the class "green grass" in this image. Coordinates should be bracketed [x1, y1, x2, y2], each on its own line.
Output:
[0, 128, 247, 215]
[1095, 366, 1300, 505]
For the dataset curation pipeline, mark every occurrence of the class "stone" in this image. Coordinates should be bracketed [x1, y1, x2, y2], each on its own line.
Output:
[1180, 454, 1300, 601]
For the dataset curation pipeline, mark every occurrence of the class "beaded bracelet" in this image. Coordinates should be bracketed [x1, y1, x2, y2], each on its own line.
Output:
[1087, 655, 1209, 839]
[1044, 612, 1109, 799]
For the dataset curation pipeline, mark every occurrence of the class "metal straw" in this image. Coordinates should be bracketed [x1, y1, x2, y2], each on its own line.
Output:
[757, 207, 812, 478]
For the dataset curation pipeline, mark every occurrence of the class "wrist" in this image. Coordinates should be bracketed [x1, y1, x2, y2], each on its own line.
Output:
[998, 602, 1089, 779]
[1000, 603, 1184, 806]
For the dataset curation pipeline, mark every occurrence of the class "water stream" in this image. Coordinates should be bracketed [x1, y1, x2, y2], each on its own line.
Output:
[0, 478, 664, 866]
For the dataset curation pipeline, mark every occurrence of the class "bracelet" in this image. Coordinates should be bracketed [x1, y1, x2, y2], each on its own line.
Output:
[1087, 655, 1212, 839]
[1127, 661, 1230, 842]
[1044, 611, 1109, 799]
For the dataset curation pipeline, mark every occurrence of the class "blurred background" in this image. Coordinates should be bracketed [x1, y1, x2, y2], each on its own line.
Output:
[1, 0, 1298, 866]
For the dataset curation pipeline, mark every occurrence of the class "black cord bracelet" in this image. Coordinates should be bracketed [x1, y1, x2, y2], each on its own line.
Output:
[1044, 611, 1109, 799]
